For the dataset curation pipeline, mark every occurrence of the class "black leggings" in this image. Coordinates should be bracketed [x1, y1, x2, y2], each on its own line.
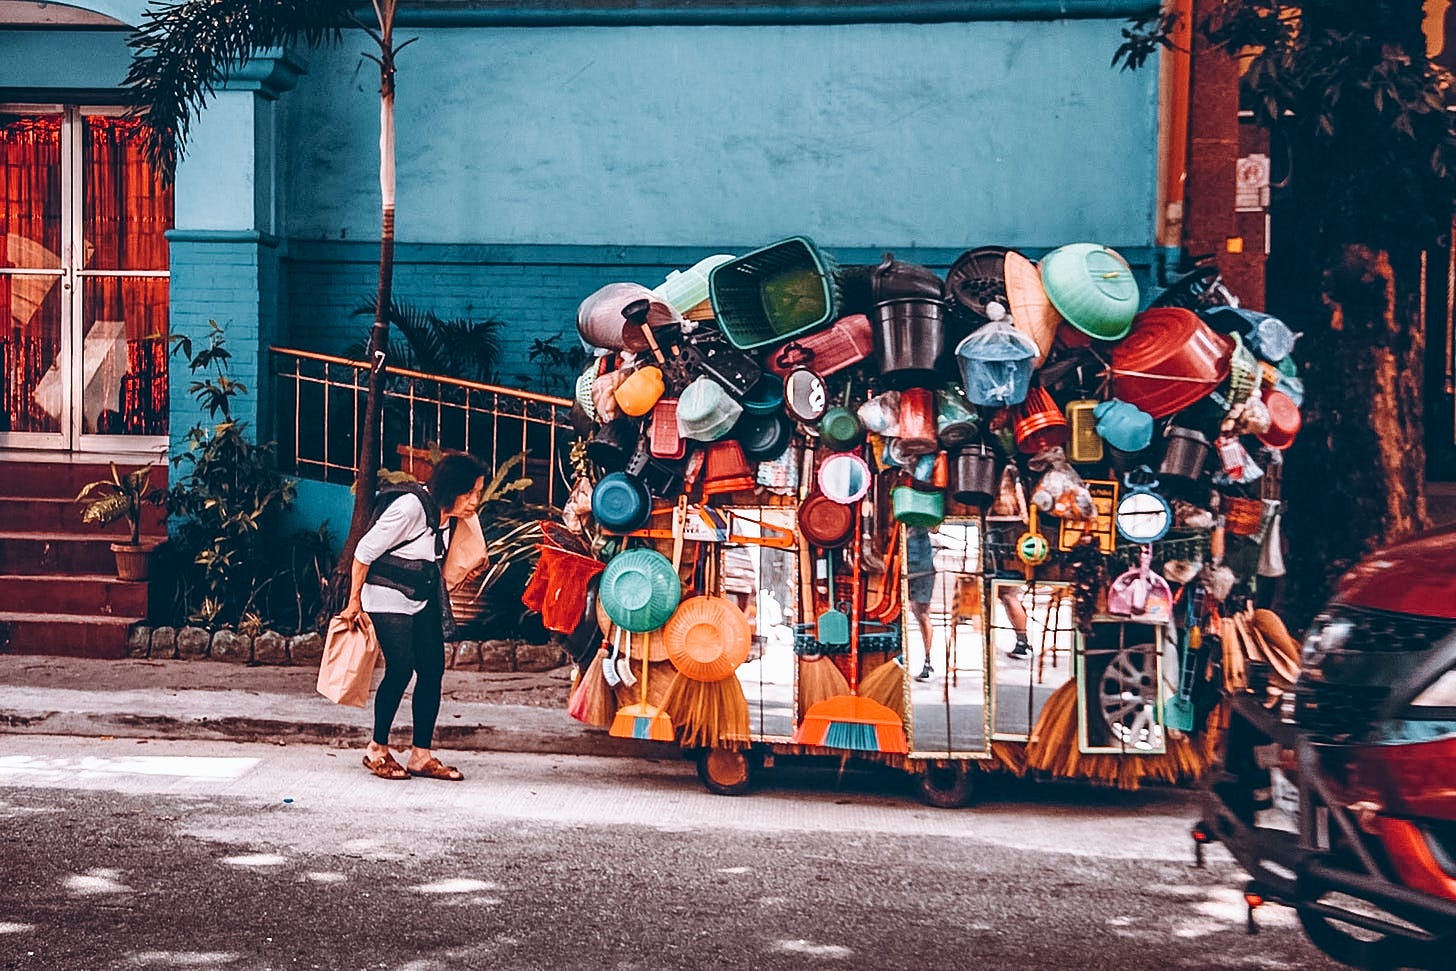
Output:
[371, 602, 445, 749]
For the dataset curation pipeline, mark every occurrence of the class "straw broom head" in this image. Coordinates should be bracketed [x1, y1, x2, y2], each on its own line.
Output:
[859, 660, 905, 719]
[567, 647, 615, 729]
[799, 655, 850, 712]
[662, 672, 750, 749]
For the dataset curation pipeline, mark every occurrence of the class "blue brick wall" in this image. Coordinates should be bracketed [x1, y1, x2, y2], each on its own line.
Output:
[167, 233, 278, 454]
[280, 240, 1161, 396]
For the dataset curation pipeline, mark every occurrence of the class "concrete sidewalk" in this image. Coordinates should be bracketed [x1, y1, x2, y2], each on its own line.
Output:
[0, 655, 674, 760]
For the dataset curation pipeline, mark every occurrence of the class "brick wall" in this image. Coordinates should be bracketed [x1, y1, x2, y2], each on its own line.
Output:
[280, 241, 1159, 396]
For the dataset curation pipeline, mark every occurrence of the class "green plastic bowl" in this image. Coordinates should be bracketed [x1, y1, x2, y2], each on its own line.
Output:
[599, 548, 682, 633]
[1039, 243, 1140, 341]
[892, 485, 945, 528]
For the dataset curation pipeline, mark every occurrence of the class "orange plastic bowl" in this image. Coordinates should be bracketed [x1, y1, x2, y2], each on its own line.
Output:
[664, 596, 753, 682]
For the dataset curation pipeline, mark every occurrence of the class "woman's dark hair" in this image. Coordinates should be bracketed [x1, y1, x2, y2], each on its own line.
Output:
[428, 451, 486, 513]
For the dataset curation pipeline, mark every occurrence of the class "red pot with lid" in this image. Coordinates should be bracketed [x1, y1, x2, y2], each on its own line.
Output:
[1111, 308, 1232, 419]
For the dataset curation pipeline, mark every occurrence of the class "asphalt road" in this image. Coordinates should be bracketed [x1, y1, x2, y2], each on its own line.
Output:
[0, 735, 1341, 970]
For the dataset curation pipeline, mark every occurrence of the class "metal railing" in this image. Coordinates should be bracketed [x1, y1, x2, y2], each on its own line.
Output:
[271, 347, 576, 509]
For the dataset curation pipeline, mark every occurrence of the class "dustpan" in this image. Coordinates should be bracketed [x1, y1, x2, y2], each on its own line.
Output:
[816, 551, 850, 646]
[1107, 545, 1174, 624]
[794, 505, 908, 754]
[609, 630, 675, 741]
[1165, 591, 1200, 731]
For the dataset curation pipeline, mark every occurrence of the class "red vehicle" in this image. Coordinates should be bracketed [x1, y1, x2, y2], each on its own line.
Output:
[1200, 530, 1456, 969]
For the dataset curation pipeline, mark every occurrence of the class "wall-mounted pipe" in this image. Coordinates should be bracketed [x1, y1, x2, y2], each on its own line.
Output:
[389, 1, 1160, 29]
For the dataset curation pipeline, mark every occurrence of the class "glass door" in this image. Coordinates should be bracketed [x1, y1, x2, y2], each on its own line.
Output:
[0, 106, 172, 453]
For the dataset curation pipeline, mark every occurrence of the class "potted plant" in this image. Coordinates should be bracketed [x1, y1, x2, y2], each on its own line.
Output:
[75, 463, 167, 581]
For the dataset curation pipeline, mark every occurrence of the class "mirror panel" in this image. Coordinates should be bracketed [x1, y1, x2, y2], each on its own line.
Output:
[717, 508, 799, 740]
[1077, 620, 1167, 754]
[902, 521, 990, 756]
[989, 578, 1077, 740]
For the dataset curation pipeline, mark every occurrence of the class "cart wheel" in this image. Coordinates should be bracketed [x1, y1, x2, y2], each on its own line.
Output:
[697, 748, 754, 796]
[1296, 905, 1425, 971]
[918, 762, 974, 809]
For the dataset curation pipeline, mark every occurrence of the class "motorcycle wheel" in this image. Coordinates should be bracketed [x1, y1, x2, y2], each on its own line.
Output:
[1297, 905, 1433, 971]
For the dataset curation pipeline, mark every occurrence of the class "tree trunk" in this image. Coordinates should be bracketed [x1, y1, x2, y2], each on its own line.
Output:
[1281, 244, 1427, 622]
[329, 5, 399, 608]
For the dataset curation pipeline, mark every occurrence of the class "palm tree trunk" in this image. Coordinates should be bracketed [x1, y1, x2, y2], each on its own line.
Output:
[333, 1, 400, 600]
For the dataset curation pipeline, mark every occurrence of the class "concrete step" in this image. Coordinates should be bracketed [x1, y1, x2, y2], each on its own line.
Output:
[0, 461, 167, 500]
[0, 611, 136, 659]
[0, 574, 148, 617]
[0, 496, 168, 536]
[0, 532, 125, 575]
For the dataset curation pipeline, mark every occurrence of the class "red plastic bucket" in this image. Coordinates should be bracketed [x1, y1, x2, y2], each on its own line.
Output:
[1012, 386, 1069, 455]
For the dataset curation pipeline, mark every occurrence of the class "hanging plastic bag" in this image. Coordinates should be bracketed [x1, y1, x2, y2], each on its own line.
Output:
[954, 302, 1039, 407]
[317, 615, 381, 708]
[1027, 446, 1096, 522]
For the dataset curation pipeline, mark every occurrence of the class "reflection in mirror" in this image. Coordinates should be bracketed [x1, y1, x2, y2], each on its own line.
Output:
[989, 579, 1076, 740]
[718, 508, 798, 739]
[903, 521, 989, 755]
[1078, 621, 1166, 754]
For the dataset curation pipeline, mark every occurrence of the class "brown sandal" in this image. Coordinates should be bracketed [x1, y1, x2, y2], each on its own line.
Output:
[407, 757, 464, 781]
[363, 751, 410, 780]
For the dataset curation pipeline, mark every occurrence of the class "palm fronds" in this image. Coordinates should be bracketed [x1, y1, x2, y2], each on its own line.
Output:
[347, 298, 505, 383]
[124, 0, 356, 175]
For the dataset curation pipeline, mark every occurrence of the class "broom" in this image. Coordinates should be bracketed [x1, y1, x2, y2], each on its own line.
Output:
[794, 504, 909, 754]
[799, 655, 851, 711]
[567, 645, 615, 728]
[860, 659, 905, 719]
[659, 543, 752, 748]
[1026, 681, 1215, 789]
[662, 672, 750, 748]
[609, 631, 674, 741]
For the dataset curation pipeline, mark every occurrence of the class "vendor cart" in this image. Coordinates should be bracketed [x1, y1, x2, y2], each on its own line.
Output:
[533, 242, 1304, 806]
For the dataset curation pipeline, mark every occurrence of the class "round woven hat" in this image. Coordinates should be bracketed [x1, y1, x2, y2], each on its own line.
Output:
[599, 548, 682, 633]
[663, 596, 752, 682]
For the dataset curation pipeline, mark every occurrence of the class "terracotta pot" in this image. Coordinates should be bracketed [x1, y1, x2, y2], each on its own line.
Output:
[113, 541, 160, 582]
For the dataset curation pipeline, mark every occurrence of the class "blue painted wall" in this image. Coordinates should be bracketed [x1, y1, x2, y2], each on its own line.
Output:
[0, 29, 133, 89]
[276, 18, 1159, 387]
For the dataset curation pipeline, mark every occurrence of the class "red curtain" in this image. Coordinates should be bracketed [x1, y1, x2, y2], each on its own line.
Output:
[0, 115, 62, 432]
[83, 116, 173, 434]
[0, 114, 173, 435]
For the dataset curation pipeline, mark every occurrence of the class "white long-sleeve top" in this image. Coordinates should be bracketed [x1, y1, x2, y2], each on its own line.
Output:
[354, 492, 440, 616]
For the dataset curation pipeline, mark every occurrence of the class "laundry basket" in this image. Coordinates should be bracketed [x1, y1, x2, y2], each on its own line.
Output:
[709, 237, 840, 351]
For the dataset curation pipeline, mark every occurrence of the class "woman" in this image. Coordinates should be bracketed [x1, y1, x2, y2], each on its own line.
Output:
[341, 451, 485, 781]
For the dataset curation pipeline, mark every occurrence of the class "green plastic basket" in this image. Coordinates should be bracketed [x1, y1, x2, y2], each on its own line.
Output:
[709, 237, 840, 351]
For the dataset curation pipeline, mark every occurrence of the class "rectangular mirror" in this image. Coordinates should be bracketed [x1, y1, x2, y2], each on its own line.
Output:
[989, 578, 1077, 741]
[902, 521, 991, 757]
[1077, 619, 1167, 754]
[715, 508, 799, 741]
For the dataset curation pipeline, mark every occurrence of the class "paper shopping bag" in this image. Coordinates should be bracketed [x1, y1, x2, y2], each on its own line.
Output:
[316, 614, 380, 707]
